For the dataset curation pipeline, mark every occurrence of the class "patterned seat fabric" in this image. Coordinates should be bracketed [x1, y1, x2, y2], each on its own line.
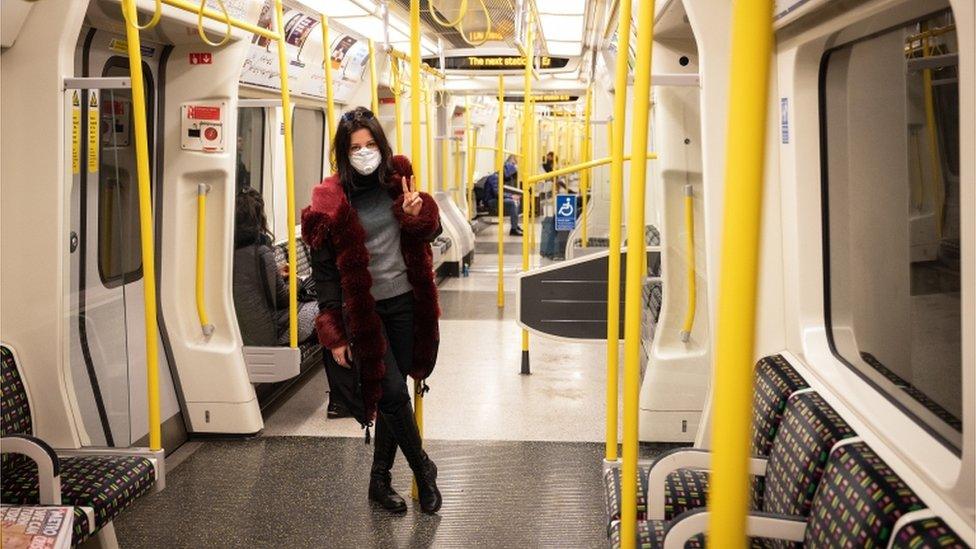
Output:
[751, 355, 809, 458]
[608, 519, 778, 549]
[805, 442, 924, 547]
[2, 455, 155, 542]
[605, 467, 649, 526]
[762, 392, 856, 519]
[1, 346, 33, 473]
[890, 516, 970, 549]
[664, 469, 709, 521]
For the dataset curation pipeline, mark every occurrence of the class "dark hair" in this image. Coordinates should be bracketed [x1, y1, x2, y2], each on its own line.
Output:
[235, 187, 273, 248]
[332, 106, 394, 192]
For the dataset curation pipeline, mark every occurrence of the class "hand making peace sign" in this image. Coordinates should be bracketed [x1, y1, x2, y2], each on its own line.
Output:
[401, 175, 423, 216]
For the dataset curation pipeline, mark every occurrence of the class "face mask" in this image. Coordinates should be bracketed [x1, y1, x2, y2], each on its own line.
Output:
[350, 147, 381, 175]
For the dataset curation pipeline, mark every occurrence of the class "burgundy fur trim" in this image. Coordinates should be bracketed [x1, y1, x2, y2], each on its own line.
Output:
[393, 193, 441, 238]
[314, 308, 347, 349]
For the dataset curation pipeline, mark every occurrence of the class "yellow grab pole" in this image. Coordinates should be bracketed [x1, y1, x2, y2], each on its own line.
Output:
[680, 185, 697, 342]
[709, 0, 773, 545]
[121, 0, 162, 451]
[466, 97, 476, 220]
[454, 139, 462, 205]
[582, 88, 592, 248]
[605, 0, 632, 464]
[368, 39, 379, 114]
[442, 135, 449, 195]
[195, 184, 214, 337]
[425, 82, 435, 193]
[321, 15, 336, 148]
[392, 59, 404, 152]
[496, 75, 506, 308]
[410, 0, 423, 192]
[921, 34, 944, 236]
[277, 1, 299, 348]
[520, 13, 534, 374]
[621, 0, 655, 545]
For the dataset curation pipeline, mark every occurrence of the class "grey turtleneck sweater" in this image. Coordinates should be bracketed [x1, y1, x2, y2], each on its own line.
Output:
[349, 172, 412, 301]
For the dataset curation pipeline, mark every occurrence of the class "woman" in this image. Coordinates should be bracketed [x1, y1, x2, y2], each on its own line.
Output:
[302, 107, 442, 514]
[232, 188, 319, 347]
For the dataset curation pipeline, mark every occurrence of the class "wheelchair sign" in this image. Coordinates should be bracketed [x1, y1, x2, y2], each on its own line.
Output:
[555, 194, 576, 231]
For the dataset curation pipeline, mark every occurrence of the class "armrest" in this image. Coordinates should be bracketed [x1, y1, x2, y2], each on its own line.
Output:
[662, 510, 807, 549]
[2, 435, 62, 504]
[646, 448, 768, 520]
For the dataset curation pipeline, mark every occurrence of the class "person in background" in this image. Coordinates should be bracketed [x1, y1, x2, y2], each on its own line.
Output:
[303, 106, 443, 515]
[542, 151, 555, 173]
[484, 155, 523, 236]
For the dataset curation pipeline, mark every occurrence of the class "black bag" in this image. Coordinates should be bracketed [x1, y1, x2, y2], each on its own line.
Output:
[323, 351, 367, 426]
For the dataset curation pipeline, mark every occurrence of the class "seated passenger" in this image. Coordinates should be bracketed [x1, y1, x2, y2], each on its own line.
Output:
[484, 156, 523, 236]
[232, 188, 318, 347]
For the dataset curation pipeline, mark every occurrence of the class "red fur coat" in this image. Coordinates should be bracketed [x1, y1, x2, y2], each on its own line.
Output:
[300, 155, 440, 423]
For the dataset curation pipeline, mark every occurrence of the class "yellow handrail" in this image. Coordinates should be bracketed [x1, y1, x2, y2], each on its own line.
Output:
[581, 88, 592, 248]
[409, 0, 425, 501]
[368, 39, 379, 114]
[680, 185, 696, 342]
[620, 0, 656, 545]
[496, 75, 505, 308]
[426, 81, 435, 193]
[454, 138, 462, 205]
[276, 0, 299, 348]
[708, 0, 773, 545]
[196, 184, 215, 337]
[605, 0, 632, 465]
[195, 0, 232, 47]
[160, 0, 277, 39]
[465, 97, 475, 220]
[121, 0, 162, 451]
[121, 0, 162, 30]
[524, 153, 656, 186]
[387, 47, 446, 79]
[321, 15, 337, 166]
[520, 13, 534, 374]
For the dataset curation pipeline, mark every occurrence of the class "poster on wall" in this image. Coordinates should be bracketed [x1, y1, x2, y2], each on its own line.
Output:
[240, 1, 369, 103]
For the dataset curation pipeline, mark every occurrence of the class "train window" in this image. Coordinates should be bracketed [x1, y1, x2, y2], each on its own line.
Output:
[820, 12, 961, 448]
[292, 107, 325, 222]
[98, 60, 153, 287]
[237, 107, 265, 193]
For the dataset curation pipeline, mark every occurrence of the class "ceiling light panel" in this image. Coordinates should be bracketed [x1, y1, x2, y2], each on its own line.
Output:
[540, 14, 584, 41]
[534, 0, 584, 15]
[301, 0, 374, 17]
[547, 41, 581, 56]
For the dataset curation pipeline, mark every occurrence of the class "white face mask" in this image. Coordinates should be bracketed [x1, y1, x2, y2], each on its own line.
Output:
[349, 147, 381, 175]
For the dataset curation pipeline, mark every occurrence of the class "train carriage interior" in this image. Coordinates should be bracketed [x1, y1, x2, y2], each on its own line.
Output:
[0, 0, 973, 547]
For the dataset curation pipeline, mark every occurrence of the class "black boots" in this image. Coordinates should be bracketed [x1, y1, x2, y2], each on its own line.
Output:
[368, 414, 407, 512]
[380, 402, 442, 514]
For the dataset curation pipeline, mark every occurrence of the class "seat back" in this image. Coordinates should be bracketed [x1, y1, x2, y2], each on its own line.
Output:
[890, 516, 969, 548]
[751, 355, 809, 457]
[763, 392, 856, 517]
[805, 441, 924, 547]
[1, 344, 33, 472]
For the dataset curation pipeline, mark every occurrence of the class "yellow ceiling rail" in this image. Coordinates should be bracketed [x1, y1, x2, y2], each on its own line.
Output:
[680, 184, 696, 342]
[120, 0, 163, 451]
[321, 14, 337, 162]
[368, 39, 379, 114]
[388, 47, 446, 79]
[620, 0, 656, 545]
[496, 74, 505, 308]
[708, 0, 774, 545]
[160, 0, 278, 39]
[196, 184, 215, 338]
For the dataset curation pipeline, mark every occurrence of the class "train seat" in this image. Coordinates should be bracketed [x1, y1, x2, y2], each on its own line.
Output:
[273, 240, 321, 363]
[605, 355, 809, 527]
[890, 515, 969, 548]
[0, 344, 156, 546]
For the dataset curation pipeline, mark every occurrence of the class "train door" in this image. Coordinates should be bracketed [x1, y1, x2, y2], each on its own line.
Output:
[67, 29, 186, 451]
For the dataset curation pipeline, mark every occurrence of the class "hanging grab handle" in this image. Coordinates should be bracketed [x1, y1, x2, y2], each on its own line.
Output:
[680, 184, 697, 342]
[121, 0, 163, 30]
[428, 0, 469, 28]
[196, 183, 215, 337]
[196, 0, 232, 47]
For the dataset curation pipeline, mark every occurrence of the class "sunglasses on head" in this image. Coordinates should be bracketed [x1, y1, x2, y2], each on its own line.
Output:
[341, 109, 374, 123]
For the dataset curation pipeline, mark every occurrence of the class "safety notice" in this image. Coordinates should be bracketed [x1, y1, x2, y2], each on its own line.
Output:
[71, 91, 81, 174]
[87, 93, 99, 173]
[187, 106, 221, 121]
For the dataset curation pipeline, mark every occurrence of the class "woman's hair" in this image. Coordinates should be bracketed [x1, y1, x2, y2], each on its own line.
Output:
[235, 187, 273, 248]
[332, 106, 395, 191]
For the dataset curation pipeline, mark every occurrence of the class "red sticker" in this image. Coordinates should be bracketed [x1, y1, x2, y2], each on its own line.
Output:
[379, 97, 396, 104]
[189, 52, 213, 65]
[187, 106, 221, 121]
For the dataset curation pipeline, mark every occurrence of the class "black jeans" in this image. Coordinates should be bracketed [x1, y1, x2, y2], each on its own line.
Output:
[375, 291, 415, 414]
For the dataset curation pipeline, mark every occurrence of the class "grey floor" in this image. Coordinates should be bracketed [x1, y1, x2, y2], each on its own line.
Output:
[114, 222, 670, 548]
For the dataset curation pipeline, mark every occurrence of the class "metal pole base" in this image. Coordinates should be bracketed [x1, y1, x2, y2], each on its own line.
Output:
[520, 350, 530, 375]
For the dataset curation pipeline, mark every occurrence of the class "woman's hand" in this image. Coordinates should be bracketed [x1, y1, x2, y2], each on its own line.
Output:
[331, 345, 353, 368]
[401, 175, 422, 216]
